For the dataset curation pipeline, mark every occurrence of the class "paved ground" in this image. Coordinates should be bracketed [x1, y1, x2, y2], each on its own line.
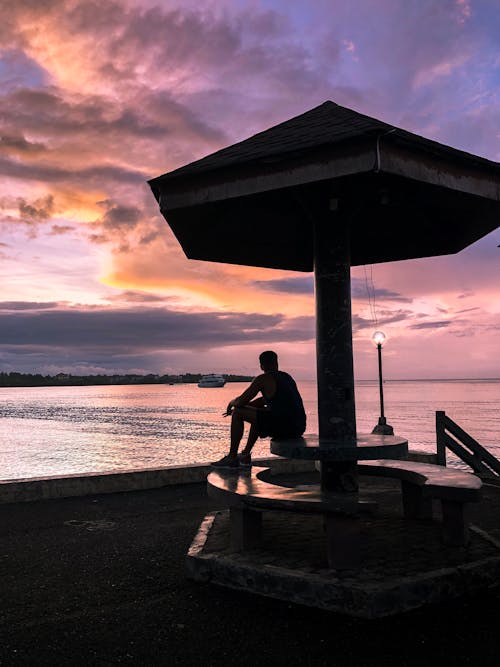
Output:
[1, 474, 500, 666]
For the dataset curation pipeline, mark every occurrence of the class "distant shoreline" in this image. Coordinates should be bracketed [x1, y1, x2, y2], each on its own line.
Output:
[0, 373, 498, 388]
[0, 372, 255, 388]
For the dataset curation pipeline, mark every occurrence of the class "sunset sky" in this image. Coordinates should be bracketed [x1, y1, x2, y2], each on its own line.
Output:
[0, 0, 498, 381]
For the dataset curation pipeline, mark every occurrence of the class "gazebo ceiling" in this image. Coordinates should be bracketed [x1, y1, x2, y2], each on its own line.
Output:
[149, 101, 500, 271]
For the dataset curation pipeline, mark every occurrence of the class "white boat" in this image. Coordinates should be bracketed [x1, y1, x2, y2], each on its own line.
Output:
[198, 374, 226, 388]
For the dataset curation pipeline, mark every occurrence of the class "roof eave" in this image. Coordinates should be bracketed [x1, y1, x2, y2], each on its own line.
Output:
[151, 139, 376, 211]
[151, 136, 500, 214]
[380, 139, 500, 202]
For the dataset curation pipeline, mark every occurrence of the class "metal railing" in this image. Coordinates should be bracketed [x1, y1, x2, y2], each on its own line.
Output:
[436, 410, 500, 479]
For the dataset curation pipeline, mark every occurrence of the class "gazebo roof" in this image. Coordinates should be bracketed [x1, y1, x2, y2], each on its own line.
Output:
[149, 101, 500, 271]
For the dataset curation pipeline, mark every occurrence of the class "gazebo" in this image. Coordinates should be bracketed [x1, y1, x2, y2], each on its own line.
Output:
[149, 101, 499, 491]
[149, 101, 499, 616]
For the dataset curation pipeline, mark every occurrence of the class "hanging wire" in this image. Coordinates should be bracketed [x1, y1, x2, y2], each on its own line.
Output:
[369, 265, 378, 328]
[363, 264, 378, 328]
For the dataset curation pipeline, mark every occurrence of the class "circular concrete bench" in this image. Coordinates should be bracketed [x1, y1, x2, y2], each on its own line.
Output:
[207, 466, 376, 569]
[358, 459, 482, 546]
[270, 434, 408, 461]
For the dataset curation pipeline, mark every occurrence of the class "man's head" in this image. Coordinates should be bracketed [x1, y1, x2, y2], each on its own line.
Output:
[259, 350, 278, 371]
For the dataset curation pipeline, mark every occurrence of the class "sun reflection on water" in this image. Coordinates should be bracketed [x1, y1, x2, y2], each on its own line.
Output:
[0, 380, 498, 480]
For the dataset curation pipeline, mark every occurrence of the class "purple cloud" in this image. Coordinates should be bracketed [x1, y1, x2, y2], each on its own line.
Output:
[409, 320, 453, 330]
[0, 305, 315, 351]
[251, 277, 314, 295]
[105, 291, 172, 304]
[251, 276, 413, 303]
[0, 301, 60, 311]
[50, 224, 75, 235]
[18, 194, 54, 223]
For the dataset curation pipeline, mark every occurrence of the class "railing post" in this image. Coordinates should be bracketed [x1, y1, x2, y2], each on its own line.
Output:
[436, 411, 446, 467]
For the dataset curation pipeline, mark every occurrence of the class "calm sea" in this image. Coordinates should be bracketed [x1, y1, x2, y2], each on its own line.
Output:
[0, 379, 498, 481]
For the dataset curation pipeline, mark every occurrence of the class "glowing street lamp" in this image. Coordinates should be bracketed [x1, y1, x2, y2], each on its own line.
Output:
[371, 330, 394, 435]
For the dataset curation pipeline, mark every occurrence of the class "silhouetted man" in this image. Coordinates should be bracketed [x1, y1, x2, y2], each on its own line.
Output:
[211, 350, 306, 469]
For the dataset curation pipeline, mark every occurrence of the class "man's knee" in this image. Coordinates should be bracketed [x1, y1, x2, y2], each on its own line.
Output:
[233, 406, 256, 423]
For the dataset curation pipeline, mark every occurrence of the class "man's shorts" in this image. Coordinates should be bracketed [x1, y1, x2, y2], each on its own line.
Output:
[256, 408, 305, 439]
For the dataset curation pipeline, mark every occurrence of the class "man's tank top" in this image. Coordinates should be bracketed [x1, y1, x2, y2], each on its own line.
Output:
[263, 370, 306, 427]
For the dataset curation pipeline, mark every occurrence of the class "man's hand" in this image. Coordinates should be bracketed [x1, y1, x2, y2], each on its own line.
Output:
[222, 401, 234, 417]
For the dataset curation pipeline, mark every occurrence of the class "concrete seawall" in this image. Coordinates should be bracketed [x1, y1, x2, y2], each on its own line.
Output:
[0, 457, 316, 504]
[0, 450, 436, 504]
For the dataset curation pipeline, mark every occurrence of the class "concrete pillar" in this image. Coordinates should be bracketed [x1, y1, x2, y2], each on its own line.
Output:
[313, 203, 358, 492]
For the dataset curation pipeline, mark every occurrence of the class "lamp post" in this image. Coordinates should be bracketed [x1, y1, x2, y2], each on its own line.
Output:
[371, 330, 394, 435]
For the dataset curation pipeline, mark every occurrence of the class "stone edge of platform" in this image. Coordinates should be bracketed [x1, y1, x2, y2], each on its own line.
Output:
[0, 457, 316, 504]
[0, 450, 436, 505]
[185, 509, 500, 619]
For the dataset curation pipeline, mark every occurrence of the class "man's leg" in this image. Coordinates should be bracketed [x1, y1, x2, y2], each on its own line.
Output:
[240, 399, 265, 454]
[211, 406, 260, 467]
[229, 407, 258, 456]
[241, 421, 259, 455]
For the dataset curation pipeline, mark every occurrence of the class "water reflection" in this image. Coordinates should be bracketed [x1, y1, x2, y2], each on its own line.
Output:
[0, 380, 498, 480]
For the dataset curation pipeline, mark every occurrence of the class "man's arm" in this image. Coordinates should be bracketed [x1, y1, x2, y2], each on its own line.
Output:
[228, 376, 265, 409]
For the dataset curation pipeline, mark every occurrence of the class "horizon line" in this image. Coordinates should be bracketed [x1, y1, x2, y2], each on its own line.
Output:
[1, 372, 499, 384]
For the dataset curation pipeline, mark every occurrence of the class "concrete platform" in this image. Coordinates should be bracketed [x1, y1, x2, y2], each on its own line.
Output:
[186, 473, 500, 618]
[2, 463, 500, 665]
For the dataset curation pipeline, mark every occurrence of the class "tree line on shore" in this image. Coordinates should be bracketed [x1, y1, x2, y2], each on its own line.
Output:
[0, 372, 254, 387]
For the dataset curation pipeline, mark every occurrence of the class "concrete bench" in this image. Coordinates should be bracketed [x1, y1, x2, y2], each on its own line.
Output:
[207, 467, 377, 569]
[357, 459, 482, 546]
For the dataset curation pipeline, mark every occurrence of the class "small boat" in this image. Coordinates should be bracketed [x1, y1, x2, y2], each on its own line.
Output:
[198, 374, 226, 388]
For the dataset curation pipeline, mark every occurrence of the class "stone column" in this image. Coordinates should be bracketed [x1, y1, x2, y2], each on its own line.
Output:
[313, 202, 358, 492]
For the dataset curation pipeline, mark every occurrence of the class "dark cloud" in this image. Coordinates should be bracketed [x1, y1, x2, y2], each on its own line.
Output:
[84, 201, 164, 249]
[99, 205, 142, 231]
[0, 301, 59, 310]
[409, 320, 452, 330]
[0, 132, 46, 153]
[138, 229, 161, 245]
[88, 233, 108, 245]
[251, 277, 314, 295]
[0, 305, 315, 352]
[1, 86, 225, 161]
[352, 309, 414, 332]
[0, 154, 147, 185]
[135, 90, 227, 146]
[105, 291, 170, 304]
[18, 194, 54, 223]
[0, 87, 226, 191]
[351, 279, 413, 303]
[50, 224, 74, 235]
[251, 276, 412, 303]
